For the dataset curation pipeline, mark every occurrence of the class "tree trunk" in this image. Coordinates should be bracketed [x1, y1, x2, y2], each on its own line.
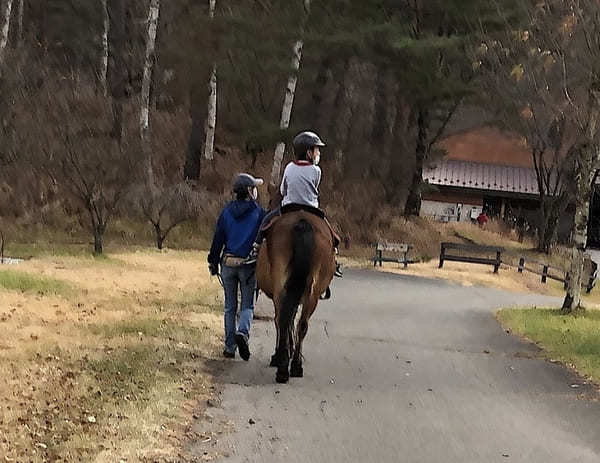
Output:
[270, 38, 304, 188]
[16, 0, 22, 46]
[537, 196, 564, 254]
[563, 153, 595, 312]
[204, 65, 217, 161]
[330, 58, 355, 173]
[100, 0, 109, 96]
[269, 0, 311, 188]
[108, 0, 126, 141]
[94, 229, 104, 254]
[154, 223, 164, 250]
[140, 0, 160, 186]
[183, 84, 208, 180]
[203, 0, 217, 162]
[404, 108, 429, 216]
[0, 0, 14, 67]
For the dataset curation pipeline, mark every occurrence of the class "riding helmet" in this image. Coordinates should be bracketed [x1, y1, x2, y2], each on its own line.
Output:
[293, 131, 326, 157]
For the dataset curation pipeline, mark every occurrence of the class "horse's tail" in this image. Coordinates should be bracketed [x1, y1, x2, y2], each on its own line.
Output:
[279, 219, 313, 337]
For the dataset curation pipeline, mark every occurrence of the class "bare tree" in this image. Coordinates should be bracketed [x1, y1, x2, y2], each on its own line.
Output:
[476, 38, 573, 253]
[135, 183, 203, 249]
[22, 79, 134, 254]
[269, 0, 311, 189]
[0, 0, 13, 67]
[478, 0, 600, 311]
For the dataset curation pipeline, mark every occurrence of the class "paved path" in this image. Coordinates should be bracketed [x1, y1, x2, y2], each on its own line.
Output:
[192, 270, 600, 462]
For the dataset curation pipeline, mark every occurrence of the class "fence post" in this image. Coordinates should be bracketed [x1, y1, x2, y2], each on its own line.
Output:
[542, 265, 548, 284]
[439, 243, 445, 268]
[494, 250, 501, 273]
[378, 249, 383, 267]
[518, 257, 524, 273]
[403, 250, 409, 269]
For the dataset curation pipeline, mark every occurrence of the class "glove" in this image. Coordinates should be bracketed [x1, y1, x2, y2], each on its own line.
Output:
[208, 263, 218, 276]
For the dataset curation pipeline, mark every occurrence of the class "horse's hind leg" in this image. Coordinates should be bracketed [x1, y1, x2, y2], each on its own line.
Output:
[269, 309, 280, 367]
[290, 294, 318, 378]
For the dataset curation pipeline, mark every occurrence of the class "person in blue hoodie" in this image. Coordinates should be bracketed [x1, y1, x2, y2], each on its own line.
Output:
[208, 173, 266, 360]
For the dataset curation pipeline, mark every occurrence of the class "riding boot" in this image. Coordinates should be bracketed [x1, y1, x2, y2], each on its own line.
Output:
[334, 247, 343, 277]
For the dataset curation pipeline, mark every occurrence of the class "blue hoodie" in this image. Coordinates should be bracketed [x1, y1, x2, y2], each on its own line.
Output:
[208, 200, 266, 266]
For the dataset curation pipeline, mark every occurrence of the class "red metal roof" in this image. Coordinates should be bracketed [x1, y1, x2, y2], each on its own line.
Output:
[423, 160, 539, 195]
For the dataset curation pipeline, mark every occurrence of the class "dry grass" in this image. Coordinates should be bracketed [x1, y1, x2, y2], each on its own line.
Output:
[0, 249, 225, 462]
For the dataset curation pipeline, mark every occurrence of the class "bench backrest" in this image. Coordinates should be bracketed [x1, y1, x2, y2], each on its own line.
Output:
[441, 242, 503, 254]
[377, 242, 411, 253]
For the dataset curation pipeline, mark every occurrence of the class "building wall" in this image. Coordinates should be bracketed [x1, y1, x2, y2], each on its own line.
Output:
[421, 198, 483, 223]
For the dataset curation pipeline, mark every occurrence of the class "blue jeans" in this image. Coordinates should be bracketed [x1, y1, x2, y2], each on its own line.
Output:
[221, 264, 256, 353]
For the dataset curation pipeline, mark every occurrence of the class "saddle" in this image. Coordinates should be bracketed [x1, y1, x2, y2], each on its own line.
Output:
[261, 204, 341, 247]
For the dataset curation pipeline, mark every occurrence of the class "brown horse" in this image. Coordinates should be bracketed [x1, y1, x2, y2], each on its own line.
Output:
[256, 209, 336, 383]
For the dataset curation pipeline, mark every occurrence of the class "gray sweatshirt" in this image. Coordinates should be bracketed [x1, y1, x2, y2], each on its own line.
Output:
[280, 161, 321, 209]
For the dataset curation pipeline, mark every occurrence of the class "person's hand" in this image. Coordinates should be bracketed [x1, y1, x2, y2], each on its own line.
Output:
[208, 263, 218, 276]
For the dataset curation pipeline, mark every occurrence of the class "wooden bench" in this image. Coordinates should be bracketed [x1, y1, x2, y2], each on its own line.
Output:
[439, 242, 503, 273]
[373, 242, 413, 268]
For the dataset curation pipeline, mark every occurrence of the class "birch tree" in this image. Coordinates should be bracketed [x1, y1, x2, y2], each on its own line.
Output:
[0, 0, 13, 67]
[100, 0, 109, 95]
[140, 0, 160, 186]
[269, 0, 311, 189]
[203, 0, 217, 162]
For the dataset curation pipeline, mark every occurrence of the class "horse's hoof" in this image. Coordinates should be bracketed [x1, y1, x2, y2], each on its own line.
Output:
[290, 362, 303, 378]
[269, 354, 279, 367]
[276, 369, 289, 383]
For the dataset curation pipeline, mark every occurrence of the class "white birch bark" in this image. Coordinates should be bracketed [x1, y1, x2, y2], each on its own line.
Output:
[0, 0, 14, 67]
[16, 0, 22, 45]
[270, 38, 304, 186]
[100, 0, 109, 96]
[203, 0, 217, 161]
[269, 0, 311, 187]
[140, 0, 160, 186]
[563, 92, 600, 312]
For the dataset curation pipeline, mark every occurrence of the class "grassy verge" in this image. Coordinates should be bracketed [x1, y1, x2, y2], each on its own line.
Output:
[0, 269, 71, 295]
[0, 248, 223, 462]
[497, 308, 600, 383]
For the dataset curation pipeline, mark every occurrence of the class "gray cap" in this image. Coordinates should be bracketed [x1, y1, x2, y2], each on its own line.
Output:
[233, 173, 264, 193]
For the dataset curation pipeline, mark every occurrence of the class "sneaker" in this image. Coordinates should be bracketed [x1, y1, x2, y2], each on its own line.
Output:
[245, 244, 260, 265]
[223, 349, 235, 359]
[334, 262, 343, 278]
[235, 333, 250, 361]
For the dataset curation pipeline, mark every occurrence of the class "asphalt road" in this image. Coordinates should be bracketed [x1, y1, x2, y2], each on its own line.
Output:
[191, 269, 600, 462]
